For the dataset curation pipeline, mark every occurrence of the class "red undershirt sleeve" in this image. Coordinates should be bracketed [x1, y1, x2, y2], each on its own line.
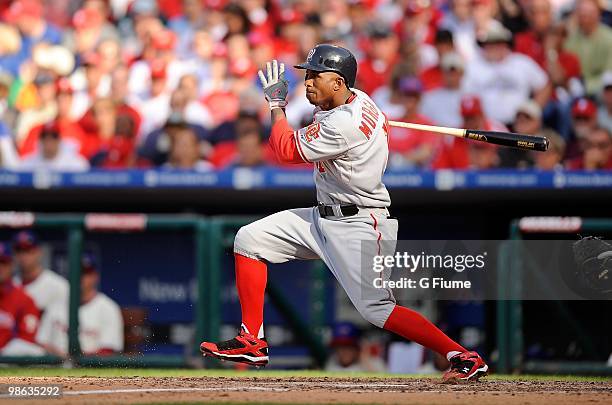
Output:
[269, 118, 309, 164]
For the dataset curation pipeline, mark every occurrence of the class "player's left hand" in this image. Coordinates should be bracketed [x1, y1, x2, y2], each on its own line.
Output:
[258, 60, 288, 110]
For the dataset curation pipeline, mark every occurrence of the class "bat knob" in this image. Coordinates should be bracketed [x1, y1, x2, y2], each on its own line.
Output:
[542, 136, 550, 152]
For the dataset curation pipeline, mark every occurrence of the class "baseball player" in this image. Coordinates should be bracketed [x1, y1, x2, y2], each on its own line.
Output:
[0, 242, 43, 356]
[36, 254, 124, 356]
[201, 44, 488, 381]
[12, 231, 69, 314]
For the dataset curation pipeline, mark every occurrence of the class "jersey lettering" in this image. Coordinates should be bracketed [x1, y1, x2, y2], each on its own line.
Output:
[359, 121, 373, 139]
[359, 99, 380, 140]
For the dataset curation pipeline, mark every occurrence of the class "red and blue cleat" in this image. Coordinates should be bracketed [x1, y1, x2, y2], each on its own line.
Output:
[442, 351, 489, 383]
[200, 330, 269, 367]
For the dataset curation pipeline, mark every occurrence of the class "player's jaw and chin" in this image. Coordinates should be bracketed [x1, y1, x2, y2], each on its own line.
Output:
[305, 90, 317, 105]
[303, 70, 342, 109]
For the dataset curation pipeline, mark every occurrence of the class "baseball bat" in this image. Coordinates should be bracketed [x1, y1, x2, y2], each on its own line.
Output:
[388, 121, 549, 152]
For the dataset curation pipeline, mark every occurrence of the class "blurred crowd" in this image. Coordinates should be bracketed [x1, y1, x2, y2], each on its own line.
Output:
[0, 231, 123, 357]
[0, 0, 610, 172]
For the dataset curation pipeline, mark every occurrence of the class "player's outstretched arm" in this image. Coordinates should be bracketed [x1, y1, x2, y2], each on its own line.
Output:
[258, 60, 306, 164]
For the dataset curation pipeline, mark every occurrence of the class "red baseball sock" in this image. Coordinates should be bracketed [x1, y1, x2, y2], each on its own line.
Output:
[234, 253, 267, 338]
[383, 305, 465, 358]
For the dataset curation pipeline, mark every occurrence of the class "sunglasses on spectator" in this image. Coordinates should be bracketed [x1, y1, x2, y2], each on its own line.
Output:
[41, 131, 60, 139]
[41, 130, 60, 138]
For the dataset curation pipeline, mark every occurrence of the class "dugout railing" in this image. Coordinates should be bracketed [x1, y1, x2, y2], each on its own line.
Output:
[0, 212, 209, 367]
[497, 217, 612, 375]
[0, 212, 328, 368]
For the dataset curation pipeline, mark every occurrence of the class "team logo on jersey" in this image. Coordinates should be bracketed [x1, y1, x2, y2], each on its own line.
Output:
[302, 123, 320, 143]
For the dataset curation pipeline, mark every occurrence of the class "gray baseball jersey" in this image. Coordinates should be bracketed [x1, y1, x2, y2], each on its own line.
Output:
[294, 89, 391, 207]
[233, 89, 399, 337]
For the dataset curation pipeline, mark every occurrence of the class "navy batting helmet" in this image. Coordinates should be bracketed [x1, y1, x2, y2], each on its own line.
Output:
[294, 44, 358, 88]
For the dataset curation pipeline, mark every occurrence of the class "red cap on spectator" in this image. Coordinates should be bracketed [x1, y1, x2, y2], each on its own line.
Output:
[56, 77, 73, 94]
[4, 0, 43, 22]
[152, 30, 177, 51]
[150, 60, 166, 80]
[248, 32, 273, 48]
[571, 98, 597, 118]
[230, 57, 255, 78]
[279, 8, 304, 24]
[204, 0, 229, 10]
[460, 95, 484, 117]
[72, 8, 104, 30]
[405, 0, 430, 16]
[348, 0, 378, 10]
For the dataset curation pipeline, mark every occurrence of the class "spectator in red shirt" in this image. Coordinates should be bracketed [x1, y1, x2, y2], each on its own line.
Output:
[90, 113, 139, 169]
[110, 64, 142, 139]
[566, 126, 612, 170]
[209, 110, 264, 168]
[357, 23, 399, 95]
[567, 97, 600, 159]
[79, 97, 116, 159]
[514, 0, 581, 138]
[70, 51, 113, 122]
[431, 94, 505, 169]
[81, 97, 139, 168]
[19, 78, 88, 157]
[388, 77, 440, 168]
[0, 242, 42, 356]
[396, 1, 438, 50]
[420, 29, 455, 92]
[514, 1, 581, 90]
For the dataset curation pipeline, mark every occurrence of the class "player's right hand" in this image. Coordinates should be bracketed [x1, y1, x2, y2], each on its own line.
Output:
[258, 60, 288, 110]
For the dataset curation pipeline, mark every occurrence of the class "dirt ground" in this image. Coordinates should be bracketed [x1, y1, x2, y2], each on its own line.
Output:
[0, 376, 610, 405]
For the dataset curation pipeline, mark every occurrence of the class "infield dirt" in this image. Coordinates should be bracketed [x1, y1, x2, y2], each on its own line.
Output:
[0, 376, 610, 405]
